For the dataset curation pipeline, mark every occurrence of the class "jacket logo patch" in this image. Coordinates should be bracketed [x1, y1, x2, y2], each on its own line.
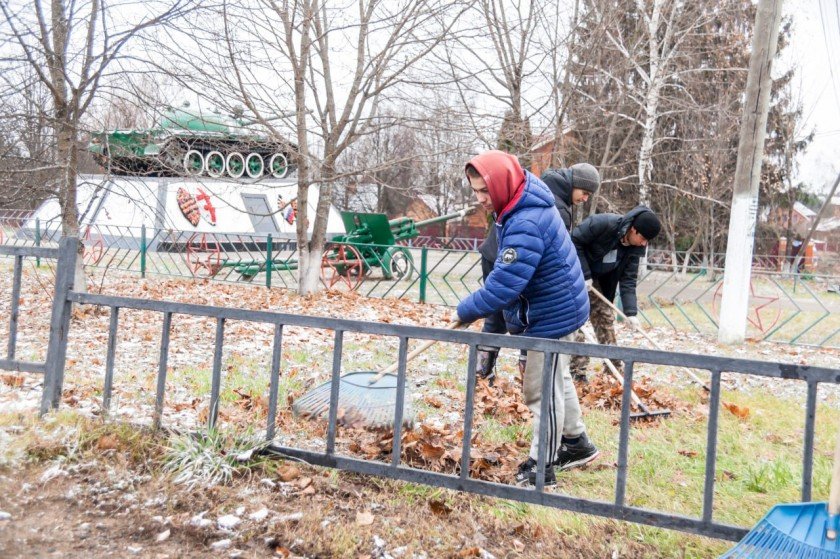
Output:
[500, 248, 518, 264]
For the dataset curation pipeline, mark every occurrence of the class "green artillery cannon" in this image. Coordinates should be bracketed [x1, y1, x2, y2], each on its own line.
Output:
[320, 206, 477, 289]
[186, 205, 476, 288]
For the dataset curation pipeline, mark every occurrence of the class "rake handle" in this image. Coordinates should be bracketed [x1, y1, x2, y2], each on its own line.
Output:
[828, 429, 840, 539]
[368, 321, 464, 384]
[587, 285, 710, 391]
[581, 328, 647, 411]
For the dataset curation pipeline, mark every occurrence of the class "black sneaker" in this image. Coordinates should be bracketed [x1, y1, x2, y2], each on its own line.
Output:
[514, 457, 557, 487]
[555, 433, 599, 471]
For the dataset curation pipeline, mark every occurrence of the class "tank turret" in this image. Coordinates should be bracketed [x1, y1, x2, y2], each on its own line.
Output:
[87, 102, 297, 179]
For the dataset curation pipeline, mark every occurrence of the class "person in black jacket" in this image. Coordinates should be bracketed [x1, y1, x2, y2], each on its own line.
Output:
[474, 163, 600, 381]
[570, 205, 661, 382]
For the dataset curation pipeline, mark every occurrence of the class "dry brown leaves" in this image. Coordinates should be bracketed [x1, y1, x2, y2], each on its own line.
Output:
[723, 402, 750, 419]
[577, 372, 685, 422]
[0, 373, 25, 388]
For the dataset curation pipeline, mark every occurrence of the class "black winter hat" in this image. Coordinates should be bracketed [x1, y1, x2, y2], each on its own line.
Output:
[570, 163, 600, 193]
[633, 209, 661, 240]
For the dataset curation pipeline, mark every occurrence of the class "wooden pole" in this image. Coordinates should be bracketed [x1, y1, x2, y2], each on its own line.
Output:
[718, 0, 784, 344]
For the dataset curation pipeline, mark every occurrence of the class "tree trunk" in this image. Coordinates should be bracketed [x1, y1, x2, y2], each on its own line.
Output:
[55, 119, 87, 294]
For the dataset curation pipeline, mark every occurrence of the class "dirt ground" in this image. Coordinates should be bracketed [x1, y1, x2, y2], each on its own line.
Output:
[0, 426, 656, 559]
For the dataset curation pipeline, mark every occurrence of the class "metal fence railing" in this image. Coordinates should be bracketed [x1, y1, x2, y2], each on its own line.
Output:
[2, 217, 838, 348]
[0, 243, 64, 412]
[4, 237, 840, 543]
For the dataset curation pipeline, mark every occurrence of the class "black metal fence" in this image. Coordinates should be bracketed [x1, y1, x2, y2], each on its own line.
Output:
[2, 238, 840, 542]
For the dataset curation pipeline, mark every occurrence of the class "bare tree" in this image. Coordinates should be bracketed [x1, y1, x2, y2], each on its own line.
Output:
[155, 0, 464, 294]
[0, 0, 193, 290]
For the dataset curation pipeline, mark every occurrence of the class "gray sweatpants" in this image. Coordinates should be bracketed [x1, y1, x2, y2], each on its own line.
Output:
[522, 333, 585, 463]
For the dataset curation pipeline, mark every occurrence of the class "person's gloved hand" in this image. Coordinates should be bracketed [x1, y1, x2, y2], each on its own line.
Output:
[451, 311, 471, 325]
[584, 278, 593, 290]
[626, 315, 643, 330]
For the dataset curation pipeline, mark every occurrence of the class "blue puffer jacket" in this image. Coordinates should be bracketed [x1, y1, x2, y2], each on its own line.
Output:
[457, 172, 590, 339]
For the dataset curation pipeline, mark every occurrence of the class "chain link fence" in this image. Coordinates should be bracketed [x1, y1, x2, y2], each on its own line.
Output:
[2, 215, 838, 348]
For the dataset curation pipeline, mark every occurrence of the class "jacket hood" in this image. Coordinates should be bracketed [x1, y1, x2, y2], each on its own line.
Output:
[617, 205, 655, 238]
[466, 150, 525, 216]
[541, 168, 573, 207]
[501, 171, 555, 222]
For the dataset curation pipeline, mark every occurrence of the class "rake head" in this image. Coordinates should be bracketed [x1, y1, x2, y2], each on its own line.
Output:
[292, 371, 415, 430]
[720, 502, 840, 558]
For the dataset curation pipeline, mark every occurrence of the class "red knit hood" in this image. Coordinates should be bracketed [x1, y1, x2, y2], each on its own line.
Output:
[465, 150, 525, 217]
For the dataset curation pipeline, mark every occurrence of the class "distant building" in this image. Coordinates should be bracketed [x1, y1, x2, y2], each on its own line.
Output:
[767, 201, 817, 236]
[528, 126, 579, 177]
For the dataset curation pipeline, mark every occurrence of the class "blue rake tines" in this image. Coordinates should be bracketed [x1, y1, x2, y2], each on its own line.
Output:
[721, 502, 840, 558]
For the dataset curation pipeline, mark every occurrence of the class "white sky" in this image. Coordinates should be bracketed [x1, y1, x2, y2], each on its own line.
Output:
[788, 0, 840, 195]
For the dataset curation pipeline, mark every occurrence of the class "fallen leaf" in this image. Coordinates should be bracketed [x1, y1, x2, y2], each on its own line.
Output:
[458, 547, 480, 558]
[419, 442, 445, 461]
[355, 511, 374, 526]
[0, 374, 24, 388]
[277, 465, 300, 482]
[723, 403, 750, 419]
[96, 435, 119, 451]
[274, 546, 291, 557]
[428, 499, 451, 516]
[678, 449, 698, 458]
[424, 395, 444, 408]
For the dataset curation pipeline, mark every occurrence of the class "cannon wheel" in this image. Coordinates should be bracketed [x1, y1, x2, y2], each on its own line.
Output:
[321, 244, 364, 290]
[82, 226, 104, 266]
[185, 233, 223, 277]
[382, 246, 414, 280]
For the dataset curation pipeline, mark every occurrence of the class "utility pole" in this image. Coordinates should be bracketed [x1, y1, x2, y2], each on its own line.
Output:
[718, 0, 784, 344]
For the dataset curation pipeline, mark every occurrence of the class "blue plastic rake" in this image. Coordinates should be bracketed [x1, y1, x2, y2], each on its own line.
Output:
[721, 432, 840, 558]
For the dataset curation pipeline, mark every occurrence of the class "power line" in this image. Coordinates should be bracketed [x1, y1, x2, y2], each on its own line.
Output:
[818, 0, 840, 111]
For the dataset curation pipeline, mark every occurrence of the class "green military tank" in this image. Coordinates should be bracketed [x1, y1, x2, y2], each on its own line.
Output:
[88, 102, 296, 179]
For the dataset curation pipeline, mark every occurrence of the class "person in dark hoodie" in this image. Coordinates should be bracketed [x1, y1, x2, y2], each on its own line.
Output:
[570, 206, 661, 382]
[455, 150, 597, 487]
[474, 163, 601, 381]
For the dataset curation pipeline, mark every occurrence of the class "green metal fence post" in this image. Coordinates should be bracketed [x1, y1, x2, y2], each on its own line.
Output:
[140, 225, 147, 279]
[419, 247, 428, 303]
[266, 234, 273, 289]
[35, 218, 41, 267]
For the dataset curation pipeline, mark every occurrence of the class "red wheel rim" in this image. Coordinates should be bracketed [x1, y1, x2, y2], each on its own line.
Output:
[321, 244, 364, 290]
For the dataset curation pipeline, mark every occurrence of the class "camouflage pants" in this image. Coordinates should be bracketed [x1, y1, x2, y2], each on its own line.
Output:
[570, 281, 620, 376]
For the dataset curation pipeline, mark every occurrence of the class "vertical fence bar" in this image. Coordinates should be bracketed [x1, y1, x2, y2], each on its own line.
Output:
[418, 248, 428, 303]
[391, 336, 410, 468]
[266, 323, 284, 441]
[7, 255, 23, 360]
[140, 225, 147, 279]
[802, 380, 818, 501]
[702, 370, 722, 523]
[266, 234, 273, 289]
[152, 311, 173, 430]
[40, 237, 77, 415]
[326, 330, 344, 454]
[459, 345, 479, 480]
[534, 351, 555, 492]
[615, 361, 635, 507]
[208, 317, 226, 430]
[35, 218, 41, 267]
[102, 306, 120, 415]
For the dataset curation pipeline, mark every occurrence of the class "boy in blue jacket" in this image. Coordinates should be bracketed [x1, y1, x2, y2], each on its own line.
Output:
[454, 150, 598, 486]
